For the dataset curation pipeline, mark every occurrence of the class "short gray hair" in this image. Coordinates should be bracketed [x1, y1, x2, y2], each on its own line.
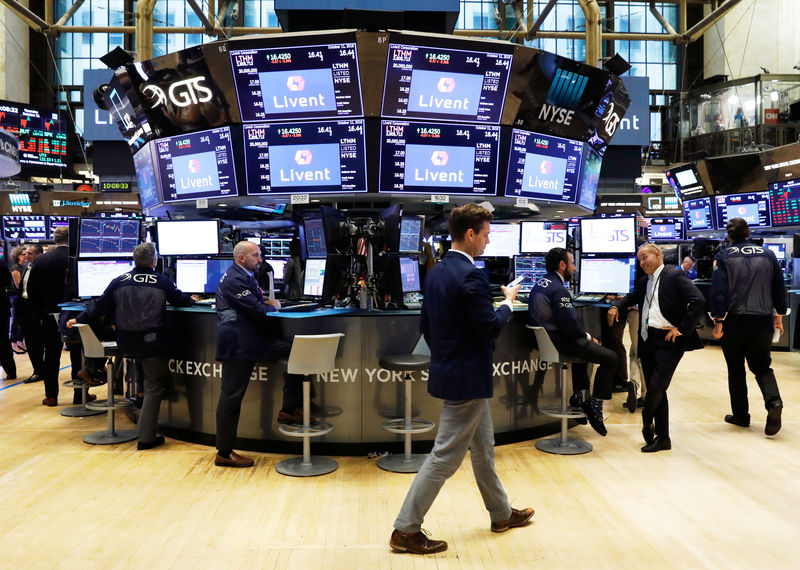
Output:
[53, 226, 69, 245]
[638, 243, 663, 257]
[133, 242, 157, 269]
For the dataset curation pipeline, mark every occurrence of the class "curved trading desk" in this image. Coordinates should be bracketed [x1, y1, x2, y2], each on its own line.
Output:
[145, 304, 606, 454]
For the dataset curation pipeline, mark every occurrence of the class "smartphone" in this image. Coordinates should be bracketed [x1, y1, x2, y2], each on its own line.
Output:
[507, 276, 525, 288]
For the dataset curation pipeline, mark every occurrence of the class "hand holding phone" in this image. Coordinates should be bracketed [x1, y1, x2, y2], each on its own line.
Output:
[507, 276, 525, 288]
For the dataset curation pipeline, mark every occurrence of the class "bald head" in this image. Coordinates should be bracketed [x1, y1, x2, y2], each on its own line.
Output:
[234, 240, 261, 272]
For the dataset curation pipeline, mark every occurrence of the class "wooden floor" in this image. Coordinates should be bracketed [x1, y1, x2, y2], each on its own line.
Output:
[1, 344, 799, 569]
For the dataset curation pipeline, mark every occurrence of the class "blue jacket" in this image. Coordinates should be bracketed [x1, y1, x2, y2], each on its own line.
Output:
[527, 271, 586, 346]
[420, 250, 512, 400]
[216, 263, 282, 362]
[78, 267, 194, 358]
[711, 240, 787, 318]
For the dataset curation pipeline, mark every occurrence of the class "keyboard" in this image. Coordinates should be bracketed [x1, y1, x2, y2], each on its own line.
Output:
[574, 294, 604, 303]
[279, 301, 319, 313]
[194, 298, 215, 305]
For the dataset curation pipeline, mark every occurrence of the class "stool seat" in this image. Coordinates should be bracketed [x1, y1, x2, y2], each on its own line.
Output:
[379, 354, 430, 371]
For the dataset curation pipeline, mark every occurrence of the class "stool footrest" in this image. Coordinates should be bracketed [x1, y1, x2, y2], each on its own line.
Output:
[380, 418, 435, 435]
[278, 422, 334, 438]
[62, 380, 87, 389]
[538, 405, 586, 419]
[86, 399, 131, 411]
[535, 437, 592, 455]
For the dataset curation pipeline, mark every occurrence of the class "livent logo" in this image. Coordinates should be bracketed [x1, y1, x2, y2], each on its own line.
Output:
[286, 76, 305, 92]
[294, 149, 313, 165]
[437, 77, 456, 93]
[430, 151, 449, 167]
[539, 160, 552, 174]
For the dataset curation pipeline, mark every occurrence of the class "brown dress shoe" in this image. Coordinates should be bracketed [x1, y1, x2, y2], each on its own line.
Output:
[277, 409, 318, 425]
[491, 507, 535, 533]
[215, 451, 254, 468]
[42, 397, 58, 407]
[77, 369, 105, 387]
[389, 529, 447, 555]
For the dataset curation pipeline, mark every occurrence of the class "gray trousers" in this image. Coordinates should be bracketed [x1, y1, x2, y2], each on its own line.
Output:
[394, 398, 512, 533]
[138, 358, 169, 443]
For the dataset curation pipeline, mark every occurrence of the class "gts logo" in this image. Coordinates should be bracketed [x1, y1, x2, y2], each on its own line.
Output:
[235, 289, 252, 298]
[121, 273, 157, 284]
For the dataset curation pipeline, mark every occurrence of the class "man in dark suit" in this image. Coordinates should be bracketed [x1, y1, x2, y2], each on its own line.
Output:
[390, 204, 533, 555]
[18, 244, 44, 383]
[609, 243, 705, 452]
[528, 248, 620, 436]
[0, 257, 17, 380]
[27, 228, 70, 406]
[214, 240, 304, 468]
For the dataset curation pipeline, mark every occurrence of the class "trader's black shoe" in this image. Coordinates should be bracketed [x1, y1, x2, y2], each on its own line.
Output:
[569, 392, 587, 425]
[625, 381, 637, 413]
[765, 405, 782, 436]
[23, 373, 42, 384]
[724, 414, 750, 428]
[642, 422, 655, 445]
[641, 436, 671, 453]
[581, 397, 607, 436]
[137, 435, 165, 450]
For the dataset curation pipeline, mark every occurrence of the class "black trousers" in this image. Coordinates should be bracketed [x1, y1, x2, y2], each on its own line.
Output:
[721, 314, 782, 420]
[18, 298, 43, 376]
[639, 328, 685, 438]
[553, 336, 620, 400]
[39, 315, 63, 399]
[600, 307, 628, 384]
[0, 311, 16, 378]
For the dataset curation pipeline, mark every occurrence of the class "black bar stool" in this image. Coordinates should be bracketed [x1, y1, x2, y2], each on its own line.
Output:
[528, 325, 592, 455]
[73, 324, 137, 445]
[377, 336, 435, 473]
[276, 333, 344, 477]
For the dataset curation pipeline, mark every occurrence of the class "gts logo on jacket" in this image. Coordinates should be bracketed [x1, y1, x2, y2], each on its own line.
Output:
[726, 245, 764, 255]
[120, 273, 158, 284]
[235, 289, 251, 298]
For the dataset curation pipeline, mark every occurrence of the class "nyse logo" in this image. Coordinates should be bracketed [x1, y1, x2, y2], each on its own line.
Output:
[286, 75, 305, 91]
[538, 104, 575, 126]
[546, 69, 588, 108]
[430, 150, 449, 167]
[437, 77, 456, 93]
[295, 149, 313, 165]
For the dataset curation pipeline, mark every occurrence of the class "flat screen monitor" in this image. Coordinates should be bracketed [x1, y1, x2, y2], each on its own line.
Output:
[154, 126, 237, 203]
[2, 215, 46, 240]
[0, 99, 69, 170]
[514, 255, 547, 293]
[79, 218, 140, 258]
[399, 256, 421, 293]
[648, 217, 685, 241]
[156, 220, 219, 256]
[580, 217, 636, 254]
[381, 40, 512, 124]
[48, 215, 76, 240]
[763, 243, 786, 260]
[399, 216, 424, 253]
[264, 257, 288, 280]
[303, 258, 326, 297]
[665, 163, 705, 199]
[175, 258, 230, 294]
[579, 256, 636, 295]
[578, 147, 602, 210]
[520, 221, 568, 253]
[133, 142, 161, 211]
[474, 260, 486, 269]
[302, 217, 327, 258]
[229, 38, 363, 123]
[76, 259, 135, 297]
[378, 120, 500, 195]
[479, 223, 520, 257]
[684, 197, 715, 232]
[714, 191, 772, 229]
[242, 120, 367, 195]
[505, 129, 584, 203]
[768, 177, 800, 227]
[261, 237, 292, 257]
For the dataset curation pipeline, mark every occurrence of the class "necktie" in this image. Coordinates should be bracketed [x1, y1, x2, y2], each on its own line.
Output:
[641, 275, 654, 341]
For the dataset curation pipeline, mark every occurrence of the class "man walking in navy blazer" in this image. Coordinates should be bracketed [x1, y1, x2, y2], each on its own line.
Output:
[390, 204, 533, 555]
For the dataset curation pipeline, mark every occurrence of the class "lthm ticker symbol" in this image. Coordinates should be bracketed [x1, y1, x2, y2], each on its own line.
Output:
[286, 76, 305, 91]
[437, 77, 456, 93]
[430, 151, 449, 166]
[295, 149, 313, 165]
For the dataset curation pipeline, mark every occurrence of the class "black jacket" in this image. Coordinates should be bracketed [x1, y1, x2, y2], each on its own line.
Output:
[710, 240, 787, 318]
[615, 265, 705, 351]
[527, 271, 586, 345]
[27, 245, 68, 317]
[420, 250, 512, 401]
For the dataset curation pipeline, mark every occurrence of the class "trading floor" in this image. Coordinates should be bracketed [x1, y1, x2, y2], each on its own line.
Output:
[0, 344, 798, 569]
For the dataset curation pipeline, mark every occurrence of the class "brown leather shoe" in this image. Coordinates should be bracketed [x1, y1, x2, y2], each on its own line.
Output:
[42, 397, 58, 407]
[77, 369, 105, 387]
[491, 507, 535, 533]
[389, 529, 447, 554]
[277, 408, 318, 425]
[215, 451, 254, 468]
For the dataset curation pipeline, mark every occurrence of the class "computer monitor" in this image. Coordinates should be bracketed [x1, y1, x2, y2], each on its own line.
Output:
[302, 217, 327, 259]
[264, 257, 288, 280]
[480, 224, 520, 257]
[303, 258, 327, 297]
[763, 242, 786, 260]
[48, 215, 77, 240]
[399, 256, 421, 293]
[261, 237, 292, 257]
[684, 197, 715, 232]
[155, 220, 220, 256]
[519, 221, 568, 253]
[78, 218, 141, 258]
[714, 191, 772, 229]
[648, 217, 685, 242]
[399, 216, 424, 254]
[2, 215, 47, 240]
[578, 256, 636, 295]
[580, 216, 636, 254]
[514, 255, 547, 293]
[768, 177, 800, 227]
[76, 259, 135, 297]
[175, 258, 231, 294]
[665, 163, 705, 199]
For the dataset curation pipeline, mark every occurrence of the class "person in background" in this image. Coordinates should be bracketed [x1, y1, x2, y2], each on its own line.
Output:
[282, 238, 304, 301]
[9, 246, 26, 354]
[418, 226, 436, 283]
[528, 247, 619, 436]
[0, 256, 17, 380]
[390, 204, 533, 555]
[609, 243, 705, 452]
[681, 256, 697, 280]
[18, 244, 43, 383]
[68, 242, 196, 448]
[710, 218, 787, 436]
